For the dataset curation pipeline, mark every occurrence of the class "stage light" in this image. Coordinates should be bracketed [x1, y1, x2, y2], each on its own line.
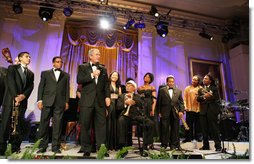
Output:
[150, 5, 159, 17]
[199, 28, 213, 40]
[39, 7, 55, 22]
[63, 7, 73, 17]
[221, 33, 234, 43]
[134, 22, 145, 29]
[123, 19, 135, 30]
[99, 15, 116, 29]
[155, 21, 168, 37]
[13, 3, 23, 14]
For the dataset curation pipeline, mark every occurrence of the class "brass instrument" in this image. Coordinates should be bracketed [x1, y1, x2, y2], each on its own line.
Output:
[174, 106, 189, 131]
[11, 100, 20, 135]
[201, 86, 213, 96]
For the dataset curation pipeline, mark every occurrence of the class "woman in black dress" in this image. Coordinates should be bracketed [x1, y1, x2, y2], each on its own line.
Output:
[107, 71, 122, 150]
[137, 72, 157, 149]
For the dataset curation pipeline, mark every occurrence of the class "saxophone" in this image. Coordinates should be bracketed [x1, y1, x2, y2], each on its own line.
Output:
[11, 100, 20, 135]
[174, 106, 189, 131]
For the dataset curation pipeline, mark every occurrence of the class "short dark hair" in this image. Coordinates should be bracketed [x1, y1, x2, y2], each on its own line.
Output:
[166, 75, 175, 82]
[143, 72, 154, 84]
[52, 56, 62, 63]
[205, 74, 215, 86]
[18, 52, 29, 61]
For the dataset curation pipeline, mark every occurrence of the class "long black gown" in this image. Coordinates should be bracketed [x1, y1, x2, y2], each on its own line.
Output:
[137, 89, 159, 138]
[106, 85, 120, 150]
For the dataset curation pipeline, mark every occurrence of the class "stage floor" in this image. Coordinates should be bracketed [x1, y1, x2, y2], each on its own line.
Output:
[1, 138, 249, 160]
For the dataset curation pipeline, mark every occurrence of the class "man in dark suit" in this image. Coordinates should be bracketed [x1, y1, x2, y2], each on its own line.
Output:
[37, 56, 70, 154]
[0, 67, 7, 108]
[77, 48, 110, 157]
[0, 52, 34, 155]
[197, 74, 222, 151]
[157, 75, 184, 150]
[117, 80, 154, 151]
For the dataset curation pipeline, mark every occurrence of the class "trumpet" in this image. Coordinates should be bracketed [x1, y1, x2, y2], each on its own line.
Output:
[11, 100, 20, 135]
[174, 106, 189, 131]
[201, 86, 213, 96]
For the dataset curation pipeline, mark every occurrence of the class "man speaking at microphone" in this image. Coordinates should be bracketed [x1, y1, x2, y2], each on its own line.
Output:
[77, 48, 110, 158]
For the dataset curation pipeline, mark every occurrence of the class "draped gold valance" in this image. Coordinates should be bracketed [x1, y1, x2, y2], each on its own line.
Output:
[67, 27, 135, 52]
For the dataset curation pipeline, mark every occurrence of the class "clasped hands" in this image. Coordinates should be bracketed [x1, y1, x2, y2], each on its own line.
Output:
[92, 69, 101, 78]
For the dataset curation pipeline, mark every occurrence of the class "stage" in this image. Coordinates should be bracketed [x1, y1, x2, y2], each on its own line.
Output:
[0, 138, 249, 160]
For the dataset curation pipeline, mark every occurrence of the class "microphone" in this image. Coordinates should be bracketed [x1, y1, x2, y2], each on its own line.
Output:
[95, 62, 103, 71]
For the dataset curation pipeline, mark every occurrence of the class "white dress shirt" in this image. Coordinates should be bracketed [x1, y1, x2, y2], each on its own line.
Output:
[53, 68, 60, 82]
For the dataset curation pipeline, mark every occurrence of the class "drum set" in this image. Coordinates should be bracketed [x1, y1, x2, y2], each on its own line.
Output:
[219, 99, 249, 142]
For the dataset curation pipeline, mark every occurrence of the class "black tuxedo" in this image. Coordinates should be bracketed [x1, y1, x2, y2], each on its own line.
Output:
[0, 67, 7, 107]
[77, 63, 110, 153]
[117, 93, 154, 147]
[37, 69, 70, 151]
[157, 86, 184, 149]
[197, 85, 221, 149]
[0, 64, 34, 154]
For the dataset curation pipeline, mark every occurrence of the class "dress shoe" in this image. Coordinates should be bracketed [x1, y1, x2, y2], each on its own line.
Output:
[77, 150, 84, 153]
[182, 139, 191, 143]
[149, 144, 154, 150]
[199, 146, 210, 150]
[160, 144, 167, 149]
[52, 149, 61, 154]
[37, 148, 47, 153]
[83, 152, 91, 158]
[215, 147, 222, 152]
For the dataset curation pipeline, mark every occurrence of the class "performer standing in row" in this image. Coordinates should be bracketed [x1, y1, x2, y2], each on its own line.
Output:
[183, 75, 202, 142]
[0, 52, 34, 155]
[37, 56, 70, 154]
[77, 48, 110, 157]
[107, 71, 122, 150]
[137, 72, 157, 149]
[157, 75, 184, 150]
[197, 74, 222, 151]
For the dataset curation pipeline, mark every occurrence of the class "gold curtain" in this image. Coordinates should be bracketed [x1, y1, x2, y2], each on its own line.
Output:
[84, 44, 118, 75]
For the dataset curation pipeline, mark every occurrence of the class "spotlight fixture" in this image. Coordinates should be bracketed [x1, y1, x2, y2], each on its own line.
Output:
[39, 7, 55, 22]
[13, 3, 23, 14]
[155, 21, 168, 37]
[150, 5, 159, 17]
[123, 19, 135, 30]
[63, 7, 73, 17]
[199, 28, 213, 40]
[134, 21, 145, 29]
[99, 15, 116, 29]
[221, 32, 234, 43]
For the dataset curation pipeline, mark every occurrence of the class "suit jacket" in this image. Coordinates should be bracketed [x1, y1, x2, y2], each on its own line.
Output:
[37, 69, 70, 107]
[197, 85, 221, 115]
[77, 63, 110, 107]
[2, 64, 34, 109]
[0, 67, 7, 106]
[117, 93, 144, 119]
[157, 86, 184, 119]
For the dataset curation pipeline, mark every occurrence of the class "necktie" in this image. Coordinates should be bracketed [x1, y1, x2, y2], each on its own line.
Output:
[22, 67, 27, 86]
[54, 68, 61, 71]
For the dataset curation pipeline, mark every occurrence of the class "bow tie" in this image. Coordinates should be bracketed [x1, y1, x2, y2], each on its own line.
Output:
[54, 68, 61, 72]
[168, 88, 173, 90]
[91, 63, 96, 66]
